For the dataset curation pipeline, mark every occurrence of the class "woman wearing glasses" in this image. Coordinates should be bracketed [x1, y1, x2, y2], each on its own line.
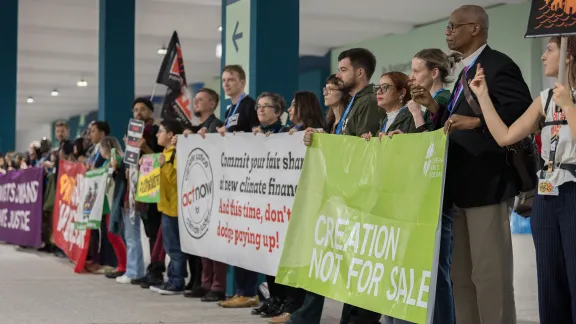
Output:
[361, 71, 415, 140]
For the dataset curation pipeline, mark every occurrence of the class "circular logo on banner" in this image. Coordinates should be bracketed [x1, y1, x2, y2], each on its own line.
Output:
[181, 148, 214, 239]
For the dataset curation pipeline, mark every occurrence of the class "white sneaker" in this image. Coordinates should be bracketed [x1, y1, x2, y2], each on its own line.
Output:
[116, 275, 132, 284]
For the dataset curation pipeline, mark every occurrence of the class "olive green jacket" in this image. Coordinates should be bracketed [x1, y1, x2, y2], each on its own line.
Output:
[341, 85, 383, 136]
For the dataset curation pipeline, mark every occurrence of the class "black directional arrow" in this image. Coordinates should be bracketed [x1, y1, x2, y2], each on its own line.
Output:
[232, 20, 243, 53]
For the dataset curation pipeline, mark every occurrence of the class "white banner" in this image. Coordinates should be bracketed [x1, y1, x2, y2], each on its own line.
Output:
[177, 132, 306, 276]
[75, 167, 108, 230]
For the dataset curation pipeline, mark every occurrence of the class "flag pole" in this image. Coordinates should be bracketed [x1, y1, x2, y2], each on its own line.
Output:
[557, 36, 569, 112]
[150, 83, 158, 100]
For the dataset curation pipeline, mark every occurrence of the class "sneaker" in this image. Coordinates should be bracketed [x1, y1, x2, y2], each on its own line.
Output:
[152, 283, 184, 295]
[130, 277, 145, 285]
[220, 295, 260, 308]
[140, 275, 163, 289]
[201, 290, 226, 302]
[116, 275, 133, 284]
[184, 287, 208, 298]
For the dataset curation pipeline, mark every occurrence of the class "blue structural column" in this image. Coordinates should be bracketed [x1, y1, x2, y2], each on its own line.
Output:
[0, 0, 18, 152]
[220, 0, 300, 295]
[220, 0, 300, 119]
[98, 0, 135, 140]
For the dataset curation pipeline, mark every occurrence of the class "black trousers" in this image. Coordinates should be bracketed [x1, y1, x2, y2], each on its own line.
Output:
[265, 275, 306, 313]
[142, 204, 162, 252]
[341, 304, 381, 324]
[532, 181, 576, 324]
[187, 254, 202, 289]
[143, 204, 164, 277]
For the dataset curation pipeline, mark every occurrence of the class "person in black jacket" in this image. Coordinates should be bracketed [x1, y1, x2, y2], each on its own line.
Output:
[191, 88, 225, 136]
[415, 5, 532, 324]
[217, 65, 259, 135]
[216, 65, 261, 309]
[178, 88, 226, 301]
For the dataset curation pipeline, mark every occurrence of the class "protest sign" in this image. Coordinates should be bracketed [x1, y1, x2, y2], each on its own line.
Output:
[177, 132, 305, 276]
[75, 167, 108, 230]
[0, 167, 43, 247]
[136, 154, 161, 203]
[124, 119, 145, 166]
[276, 131, 447, 324]
[52, 160, 90, 273]
[526, 0, 576, 37]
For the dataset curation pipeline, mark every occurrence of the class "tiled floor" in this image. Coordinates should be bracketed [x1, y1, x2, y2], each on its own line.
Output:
[0, 234, 539, 324]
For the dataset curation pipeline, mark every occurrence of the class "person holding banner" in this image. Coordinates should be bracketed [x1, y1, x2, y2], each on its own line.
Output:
[361, 71, 414, 143]
[217, 65, 259, 136]
[220, 92, 286, 310]
[282, 92, 325, 134]
[468, 35, 576, 324]
[215, 64, 260, 308]
[266, 92, 325, 324]
[192, 88, 225, 136]
[97, 136, 129, 280]
[404, 48, 461, 324]
[173, 88, 228, 301]
[409, 48, 459, 132]
[151, 119, 186, 295]
[299, 48, 383, 324]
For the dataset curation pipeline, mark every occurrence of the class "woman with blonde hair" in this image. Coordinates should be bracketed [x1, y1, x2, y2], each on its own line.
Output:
[408, 49, 461, 131]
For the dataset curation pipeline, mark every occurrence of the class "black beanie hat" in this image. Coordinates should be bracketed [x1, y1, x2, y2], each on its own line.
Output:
[133, 97, 154, 112]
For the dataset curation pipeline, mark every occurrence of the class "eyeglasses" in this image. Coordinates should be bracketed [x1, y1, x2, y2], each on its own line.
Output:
[256, 104, 275, 111]
[446, 23, 476, 34]
[323, 87, 341, 94]
[374, 84, 393, 94]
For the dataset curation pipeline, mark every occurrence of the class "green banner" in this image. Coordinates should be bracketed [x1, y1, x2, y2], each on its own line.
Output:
[276, 130, 447, 324]
[136, 154, 161, 203]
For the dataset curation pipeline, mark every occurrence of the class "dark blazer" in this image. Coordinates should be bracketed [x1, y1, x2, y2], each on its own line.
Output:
[190, 114, 224, 133]
[434, 45, 532, 209]
[380, 108, 417, 134]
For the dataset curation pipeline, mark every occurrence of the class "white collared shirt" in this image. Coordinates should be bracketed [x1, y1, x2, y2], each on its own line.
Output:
[462, 44, 487, 68]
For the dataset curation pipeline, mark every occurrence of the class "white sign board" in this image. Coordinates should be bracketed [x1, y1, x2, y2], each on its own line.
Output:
[177, 132, 305, 275]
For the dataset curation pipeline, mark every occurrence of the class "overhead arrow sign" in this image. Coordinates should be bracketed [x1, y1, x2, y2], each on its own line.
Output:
[225, 0, 251, 107]
[232, 20, 243, 53]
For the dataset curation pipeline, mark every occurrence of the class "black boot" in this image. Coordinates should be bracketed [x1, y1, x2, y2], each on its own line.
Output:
[252, 298, 273, 315]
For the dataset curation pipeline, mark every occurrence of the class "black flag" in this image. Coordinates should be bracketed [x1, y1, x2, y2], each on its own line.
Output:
[156, 31, 193, 129]
[526, 0, 576, 37]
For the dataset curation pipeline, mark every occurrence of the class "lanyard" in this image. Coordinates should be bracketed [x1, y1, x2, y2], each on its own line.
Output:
[335, 95, 356, 135]
[260, 121, 283, 134]
[432, 88, 445, 98]
[447, 56, 479, 114]
[225, 93, 246, 129]
[91, 148, 100, 165]
[547, 105, 567, 174]
[381, 106, 406, 132]
[293, 123, 305, 131]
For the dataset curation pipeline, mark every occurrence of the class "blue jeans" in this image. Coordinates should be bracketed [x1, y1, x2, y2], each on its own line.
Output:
[123, 209, 145, 279]
[382, 210, 454, 324]
[162, 214, 187, 290]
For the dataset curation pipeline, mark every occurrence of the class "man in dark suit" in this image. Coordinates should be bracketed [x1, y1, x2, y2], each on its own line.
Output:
[431, 5, 532, 324]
